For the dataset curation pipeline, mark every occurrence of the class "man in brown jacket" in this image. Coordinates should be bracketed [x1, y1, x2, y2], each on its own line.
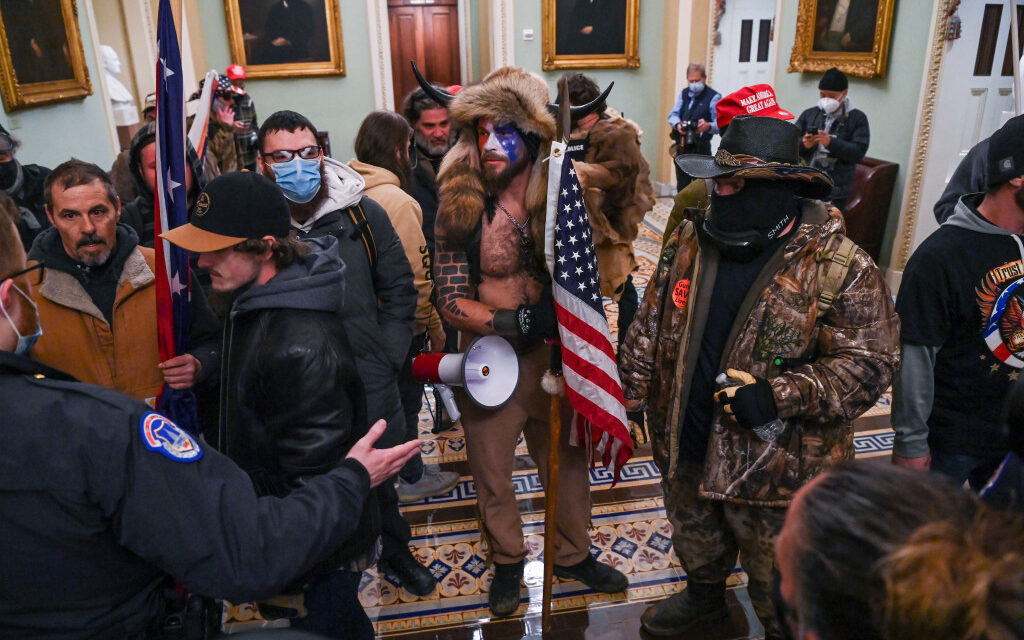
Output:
[619, 116, 900, 639]
[27, 159, 218, 404]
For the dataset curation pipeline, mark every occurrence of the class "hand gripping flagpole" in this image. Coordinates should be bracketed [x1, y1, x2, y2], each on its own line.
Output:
[540, 73, 575, 633]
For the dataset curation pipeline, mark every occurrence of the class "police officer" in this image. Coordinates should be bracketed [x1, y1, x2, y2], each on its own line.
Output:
[0, 208, 420, 638]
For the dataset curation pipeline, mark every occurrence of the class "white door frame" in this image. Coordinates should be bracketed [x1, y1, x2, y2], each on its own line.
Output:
[366, 0, 480, 111]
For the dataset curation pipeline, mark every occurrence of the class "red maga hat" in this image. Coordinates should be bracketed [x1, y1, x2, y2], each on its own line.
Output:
[716, 84, 793, 130]
[225, 64, 246, 80]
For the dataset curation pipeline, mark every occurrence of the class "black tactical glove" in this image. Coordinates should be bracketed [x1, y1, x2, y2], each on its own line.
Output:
[493, 297, 557, 350]
[714, 369, 778, 430]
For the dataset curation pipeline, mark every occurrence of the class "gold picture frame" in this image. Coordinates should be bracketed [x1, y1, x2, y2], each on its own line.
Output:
[0, 0, 92, 112]
[788, 0, 896, 78]
[542, 0, 640, 71]
[223, 0, 345, 79]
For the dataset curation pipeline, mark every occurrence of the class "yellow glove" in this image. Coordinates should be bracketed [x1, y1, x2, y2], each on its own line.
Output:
[714, 368, 777, 429]
[715, 369, 757, 415]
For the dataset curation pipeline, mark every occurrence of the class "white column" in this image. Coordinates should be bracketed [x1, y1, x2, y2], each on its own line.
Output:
[366, 0, 395, 110]
[490, 0, 514, 69]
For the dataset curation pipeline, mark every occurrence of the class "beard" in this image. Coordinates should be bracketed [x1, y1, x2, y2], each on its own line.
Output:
[76, 233, 113, 267]
[414, 129, 452, 157]
[481, 153, 530, 195]
[262, 163, 330, 224]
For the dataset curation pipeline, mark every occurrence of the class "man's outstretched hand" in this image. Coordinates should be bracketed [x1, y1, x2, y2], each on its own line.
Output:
[345, 420, 422, 487]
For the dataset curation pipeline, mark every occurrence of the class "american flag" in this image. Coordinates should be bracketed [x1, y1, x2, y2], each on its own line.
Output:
[544, 141, 633, 481]
[154, 0, 199, 432]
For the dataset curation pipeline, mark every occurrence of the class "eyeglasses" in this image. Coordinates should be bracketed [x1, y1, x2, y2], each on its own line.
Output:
[2, 261, 44, 286]
[261, 145, 321, 164]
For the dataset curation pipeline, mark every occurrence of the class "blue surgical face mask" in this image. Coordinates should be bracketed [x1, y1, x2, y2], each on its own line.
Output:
[1, 282, 42, 356]
[270, 156, 322, 203]
[689, 81, 705, 94]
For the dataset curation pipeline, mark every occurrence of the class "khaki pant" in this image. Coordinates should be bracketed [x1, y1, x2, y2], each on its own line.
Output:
[664, 462, 785, 638]
[459, 345, 593, 566]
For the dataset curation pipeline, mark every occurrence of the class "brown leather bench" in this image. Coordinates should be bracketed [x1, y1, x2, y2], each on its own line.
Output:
[843, 156, 899, 263]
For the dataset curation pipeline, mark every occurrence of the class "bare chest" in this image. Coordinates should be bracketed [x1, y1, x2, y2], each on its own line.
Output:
[480, 213, 530, 278]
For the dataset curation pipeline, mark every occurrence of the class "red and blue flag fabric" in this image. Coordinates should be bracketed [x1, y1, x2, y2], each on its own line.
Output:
[544, 141, 633, 482]
[154, 0, 198, 433]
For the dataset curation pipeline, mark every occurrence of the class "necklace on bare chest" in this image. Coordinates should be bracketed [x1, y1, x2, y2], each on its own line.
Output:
[495, 200, 532, 247]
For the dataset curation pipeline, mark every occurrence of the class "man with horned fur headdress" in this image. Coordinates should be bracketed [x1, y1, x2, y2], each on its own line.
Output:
[428, 67, 629, 617]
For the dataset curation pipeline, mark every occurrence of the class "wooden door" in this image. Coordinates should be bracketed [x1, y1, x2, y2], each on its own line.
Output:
[388, 0, 460, 105]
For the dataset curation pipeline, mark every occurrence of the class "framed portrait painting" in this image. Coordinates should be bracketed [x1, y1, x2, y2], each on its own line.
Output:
[0, 0, 92, 112]
[542, 0, 640, 70]
[223, 0, 345, 79]
[788, 0, 896, 78]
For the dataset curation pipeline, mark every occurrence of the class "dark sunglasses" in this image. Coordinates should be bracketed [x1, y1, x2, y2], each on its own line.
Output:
[2, 261, 45, 286]
[261, 145, 321, 164]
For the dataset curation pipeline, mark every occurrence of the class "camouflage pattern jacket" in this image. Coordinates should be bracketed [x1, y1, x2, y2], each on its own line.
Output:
[619, 200, 900, 506]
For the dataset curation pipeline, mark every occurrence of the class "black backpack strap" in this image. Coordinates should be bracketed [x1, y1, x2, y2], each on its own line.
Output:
[344, 203, 377, 270]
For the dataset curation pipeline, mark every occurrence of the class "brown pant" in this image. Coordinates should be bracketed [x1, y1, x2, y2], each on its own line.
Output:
[459, 345, 593, 566]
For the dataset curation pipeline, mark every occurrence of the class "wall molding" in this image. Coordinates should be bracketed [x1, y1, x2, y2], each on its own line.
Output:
[490, 0, 514, 69]
[366, 0, 394, 110]
[706, 0, 720, 85]
[889, 0, 952, 273]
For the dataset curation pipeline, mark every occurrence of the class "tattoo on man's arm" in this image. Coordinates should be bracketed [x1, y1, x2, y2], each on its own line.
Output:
[435, 249, 471, 319]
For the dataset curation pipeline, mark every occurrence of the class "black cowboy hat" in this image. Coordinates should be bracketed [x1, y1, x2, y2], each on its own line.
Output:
[676, 115, 833, 200]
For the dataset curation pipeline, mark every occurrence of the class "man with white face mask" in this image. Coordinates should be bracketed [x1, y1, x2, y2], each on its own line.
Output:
[795, 67, 869, 212]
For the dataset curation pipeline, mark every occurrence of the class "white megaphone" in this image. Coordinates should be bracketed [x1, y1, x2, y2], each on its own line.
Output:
[412, 335, 520, 415]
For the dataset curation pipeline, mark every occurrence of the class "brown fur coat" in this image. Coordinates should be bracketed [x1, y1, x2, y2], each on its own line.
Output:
[436, 67, 557, 251]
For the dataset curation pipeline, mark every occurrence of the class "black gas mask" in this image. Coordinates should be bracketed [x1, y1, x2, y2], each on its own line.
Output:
[705, 179, 800, 262]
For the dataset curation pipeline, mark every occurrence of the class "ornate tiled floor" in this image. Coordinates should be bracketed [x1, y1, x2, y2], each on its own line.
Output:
[359, 198, 894, 639]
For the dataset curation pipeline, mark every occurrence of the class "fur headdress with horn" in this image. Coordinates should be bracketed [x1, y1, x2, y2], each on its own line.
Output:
[436, 67, 557, 249]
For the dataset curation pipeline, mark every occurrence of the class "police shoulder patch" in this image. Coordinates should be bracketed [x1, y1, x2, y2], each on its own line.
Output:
[139, 412, 203, 462]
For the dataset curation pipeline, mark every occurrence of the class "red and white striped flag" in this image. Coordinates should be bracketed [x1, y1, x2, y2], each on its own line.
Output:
[544, 141, 633, 481]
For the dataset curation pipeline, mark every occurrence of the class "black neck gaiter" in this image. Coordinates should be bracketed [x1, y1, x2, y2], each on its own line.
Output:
[706, 180, 800, 261]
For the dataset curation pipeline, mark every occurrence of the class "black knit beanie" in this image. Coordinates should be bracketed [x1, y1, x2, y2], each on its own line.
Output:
[818, 68, 848, 91]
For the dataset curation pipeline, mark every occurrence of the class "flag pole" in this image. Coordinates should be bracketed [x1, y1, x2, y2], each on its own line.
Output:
[541, 73, 574, 633]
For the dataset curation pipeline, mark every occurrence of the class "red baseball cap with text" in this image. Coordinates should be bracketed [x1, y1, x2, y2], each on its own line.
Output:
[716, 84, 793, 130]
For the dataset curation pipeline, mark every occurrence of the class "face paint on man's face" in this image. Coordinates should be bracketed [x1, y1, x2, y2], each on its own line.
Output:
[477, 120, 525, 164]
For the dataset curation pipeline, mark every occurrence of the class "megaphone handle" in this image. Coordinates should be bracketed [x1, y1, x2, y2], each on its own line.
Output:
[436, 383, 461, 423]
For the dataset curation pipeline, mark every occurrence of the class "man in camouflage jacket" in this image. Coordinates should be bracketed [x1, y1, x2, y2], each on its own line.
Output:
[619, 115, 900, 639]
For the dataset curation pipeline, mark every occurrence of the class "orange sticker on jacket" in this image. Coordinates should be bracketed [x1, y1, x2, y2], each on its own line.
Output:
[672, 279, 690, 308]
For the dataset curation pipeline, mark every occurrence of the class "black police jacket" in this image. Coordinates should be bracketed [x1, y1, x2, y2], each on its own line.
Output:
[0, 351, 374, 638]
[219, 240, 380, 569]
